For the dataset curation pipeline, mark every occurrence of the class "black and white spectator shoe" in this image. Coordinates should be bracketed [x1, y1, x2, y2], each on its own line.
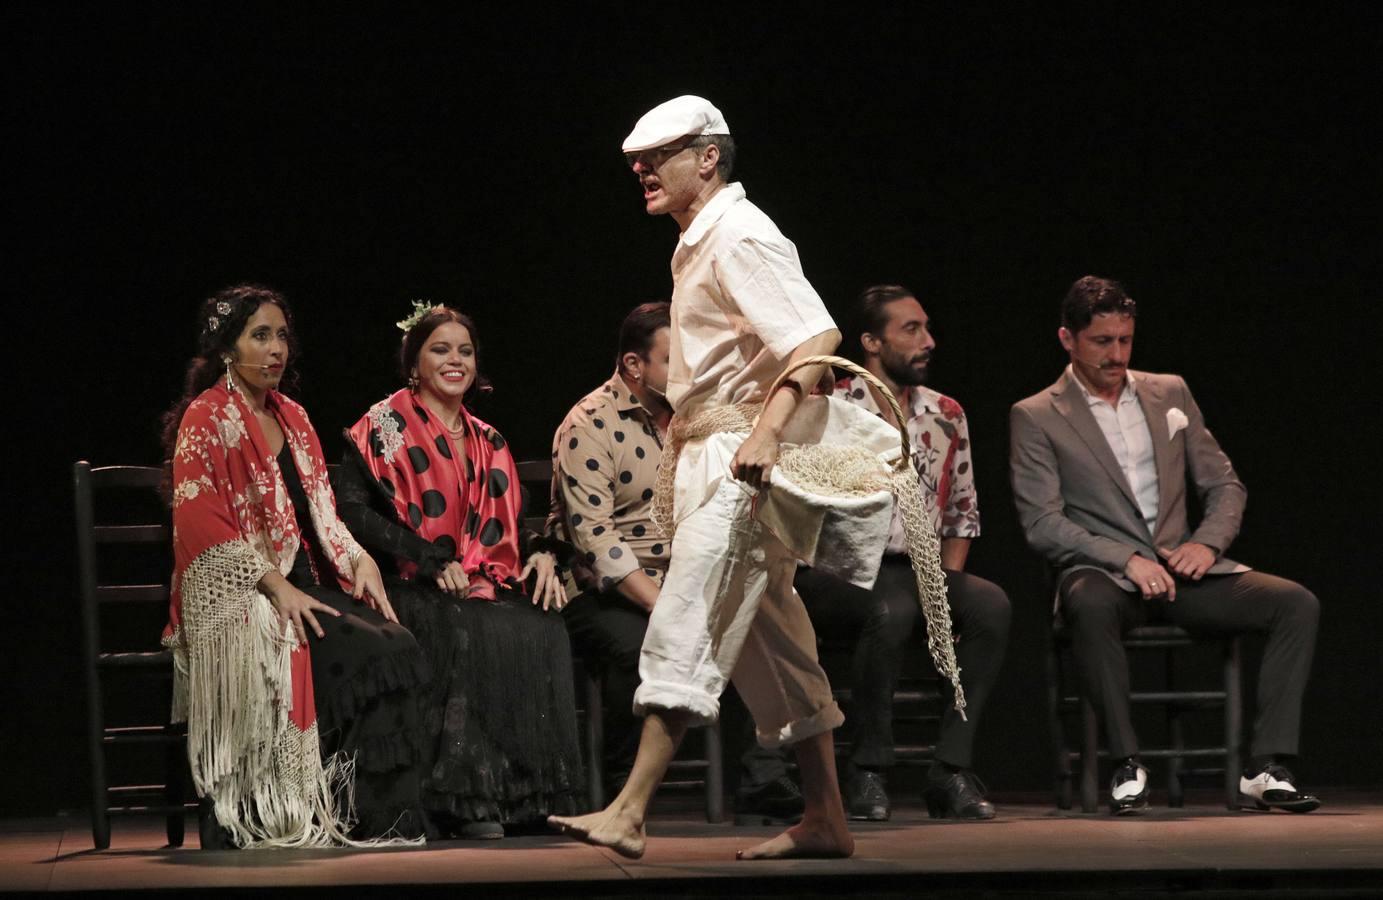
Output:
[1238, 764, 1321, 813]
[1108, 760, 1150, 815]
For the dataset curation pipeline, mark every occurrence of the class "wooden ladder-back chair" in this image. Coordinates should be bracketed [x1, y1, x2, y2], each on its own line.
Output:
[1048, 623, 1242, 812]
[74, 461, 194, 849]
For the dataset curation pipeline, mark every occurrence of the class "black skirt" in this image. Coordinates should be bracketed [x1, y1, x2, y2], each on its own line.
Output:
[299, 586, 431, 839]
[389, 578, 586, 827]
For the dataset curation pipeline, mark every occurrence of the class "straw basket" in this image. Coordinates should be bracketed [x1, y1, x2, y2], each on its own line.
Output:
[765, 355, 966, 717]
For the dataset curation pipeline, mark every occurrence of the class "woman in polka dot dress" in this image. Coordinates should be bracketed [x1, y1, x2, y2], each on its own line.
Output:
[336, 305, 585, 838]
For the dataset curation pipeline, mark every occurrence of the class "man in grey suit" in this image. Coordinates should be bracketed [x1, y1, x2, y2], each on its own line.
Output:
[1010, 275, 1320, 815]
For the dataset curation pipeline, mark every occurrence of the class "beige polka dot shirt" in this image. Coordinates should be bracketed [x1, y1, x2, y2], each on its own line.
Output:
[548, 371, 669, 596]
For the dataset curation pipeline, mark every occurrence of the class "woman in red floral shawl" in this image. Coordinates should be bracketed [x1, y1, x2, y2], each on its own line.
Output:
[161, 285, 429, 847]
[337, 305, 585, 839]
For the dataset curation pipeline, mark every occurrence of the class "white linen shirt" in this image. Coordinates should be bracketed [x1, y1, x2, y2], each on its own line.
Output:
[1068, 365, 1160, 534]
[666, 183, 838, 416]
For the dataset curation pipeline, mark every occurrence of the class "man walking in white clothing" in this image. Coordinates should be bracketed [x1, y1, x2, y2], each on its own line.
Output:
[549, 95, 868, 860]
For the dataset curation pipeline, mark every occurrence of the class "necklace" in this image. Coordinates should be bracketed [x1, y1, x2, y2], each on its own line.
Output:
[418, 393, 466, 438]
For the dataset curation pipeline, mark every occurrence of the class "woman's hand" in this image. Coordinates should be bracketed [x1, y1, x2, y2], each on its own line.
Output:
[436, 560, 470, 599]
[262, 574, 341, 644]
[520, 552, 567, 612]
[351, 552, 398, 623]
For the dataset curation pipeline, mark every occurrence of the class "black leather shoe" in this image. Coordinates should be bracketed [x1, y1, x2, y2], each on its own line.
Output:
[1108, 759, 1150, 815]
[1238, 763, 1321, 813]
[734, 775, 805, 825]
[843, 768, 891, 822]
[458, 821, 505, 840]
[197, 797, 235, 850]
[925, 767, 996, 820]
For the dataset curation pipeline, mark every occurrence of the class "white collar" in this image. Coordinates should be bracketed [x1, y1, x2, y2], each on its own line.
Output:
[679, 182, 747, 247]
[1067, 364, 1137, 407]
[907, 385, 940, 419]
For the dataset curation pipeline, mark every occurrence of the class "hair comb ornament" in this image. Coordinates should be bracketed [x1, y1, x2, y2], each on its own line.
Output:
[205, 300, 235, 335]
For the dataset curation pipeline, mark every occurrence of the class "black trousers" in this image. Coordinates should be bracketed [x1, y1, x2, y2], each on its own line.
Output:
[1059, 569, 1319, 761]
[795, 556, 1011, 771]
[562, 587, 788, 790]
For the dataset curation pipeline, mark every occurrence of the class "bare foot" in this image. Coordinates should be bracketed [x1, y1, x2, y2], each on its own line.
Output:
[736, 820, 855, 860]
[547, 809, 647, 859]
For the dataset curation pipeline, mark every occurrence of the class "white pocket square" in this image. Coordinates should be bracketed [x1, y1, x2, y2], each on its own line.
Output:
[1166, 407, 1189, 440]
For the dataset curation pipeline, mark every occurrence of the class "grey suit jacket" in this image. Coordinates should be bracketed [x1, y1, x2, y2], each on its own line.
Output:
[1010, 369, 1249, 596]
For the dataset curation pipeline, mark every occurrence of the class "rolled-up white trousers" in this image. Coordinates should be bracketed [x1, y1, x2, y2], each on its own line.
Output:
[633, 431, 843, 749]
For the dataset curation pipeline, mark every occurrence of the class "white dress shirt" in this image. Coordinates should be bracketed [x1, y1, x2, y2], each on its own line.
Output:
[1068, 365, 1159, 534]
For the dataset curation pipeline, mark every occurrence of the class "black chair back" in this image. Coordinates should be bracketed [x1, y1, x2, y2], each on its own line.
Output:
[515, 458, 555, 537]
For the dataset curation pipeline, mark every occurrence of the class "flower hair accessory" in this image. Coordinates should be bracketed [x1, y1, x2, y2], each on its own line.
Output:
[396, 299, 443, 333]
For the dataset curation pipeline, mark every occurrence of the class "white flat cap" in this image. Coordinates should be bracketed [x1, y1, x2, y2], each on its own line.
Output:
[622, 95, 731, 153]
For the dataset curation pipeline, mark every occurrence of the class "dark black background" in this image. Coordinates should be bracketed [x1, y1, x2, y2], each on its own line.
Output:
[5, 4, 1380, 814]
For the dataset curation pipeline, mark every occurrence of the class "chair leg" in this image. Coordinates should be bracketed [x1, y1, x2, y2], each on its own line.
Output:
[1224, 637, 1244, 810]
[85, 707, 110, 851]
[1166, 648, 1184, 808]
[584, 671, 605, 810]
[164, 733, 185, 847]
[703, 722, 724, 824]
[88, 739, 110, 851]
[1080, 696, 1099, 813]
[1047, 638, 1073, 810]
[90, 787, 110, 851]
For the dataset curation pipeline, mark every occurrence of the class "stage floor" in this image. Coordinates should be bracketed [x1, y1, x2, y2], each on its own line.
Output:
[4, 797, 1382, 897]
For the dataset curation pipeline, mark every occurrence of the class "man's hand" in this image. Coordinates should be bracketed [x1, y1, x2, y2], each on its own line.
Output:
[520, 552, 568, 612]
[615, 569, 661, 613]
[1125, 553, 1177, 601]
[1158, 542, 1216, 581]
[734, 329, 840, 491]
[730, 427, 780, 491]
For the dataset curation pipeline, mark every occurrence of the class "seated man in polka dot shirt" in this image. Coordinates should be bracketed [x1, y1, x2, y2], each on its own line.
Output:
[550, 302, 800, 823]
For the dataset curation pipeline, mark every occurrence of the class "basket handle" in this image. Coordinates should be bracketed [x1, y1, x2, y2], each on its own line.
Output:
[764, 354, 910, 467]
